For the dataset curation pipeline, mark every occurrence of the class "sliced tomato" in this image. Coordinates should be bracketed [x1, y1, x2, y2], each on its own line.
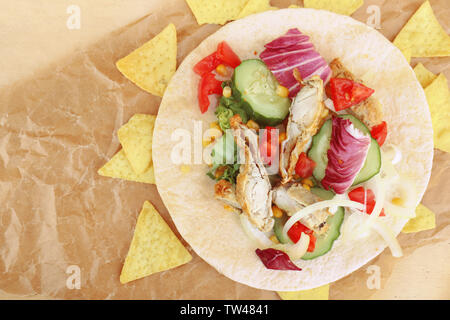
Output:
[287, 221, 316, 252]
[216, 41, 241, 68]
[259, 126, 278, 165]
[198, 73, 222, 113]
[326, 78, 375, 111]
[370, 121, 387, 147]
[193, 52, 221, 76]
[295, 152, 316, 178]
[348, 186, 385, 216]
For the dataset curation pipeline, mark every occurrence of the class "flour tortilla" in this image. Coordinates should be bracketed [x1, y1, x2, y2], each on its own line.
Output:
[152, 9, 433, 291]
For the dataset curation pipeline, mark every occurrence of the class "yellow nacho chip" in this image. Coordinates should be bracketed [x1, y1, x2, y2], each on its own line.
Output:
[235, 0, 277, 20]
[402, 204, 436, 233]
[401, 47, 412, 64]
[118, 114, 156, 175]
[278, 284, 330, 300]
[116, 23, 177, 97]
[186, 0, 248, 25]
[303, 0, 363, 16]
[98, 149, 155, 184]
[413, 63, 437, 88]
[120, 201, 192, 284]
[393, 1, 450, 57]
[424, 73, 450, 153]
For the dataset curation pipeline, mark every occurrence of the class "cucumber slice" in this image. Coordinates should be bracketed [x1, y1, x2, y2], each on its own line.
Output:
[232, 59, 290, 126]
[308, 114, 381, 187]
[274, 217, 292, 244]
[310, 187, 335, 200]
[301, 206, 344, 260]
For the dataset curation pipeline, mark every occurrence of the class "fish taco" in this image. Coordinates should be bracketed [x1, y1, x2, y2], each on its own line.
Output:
[152, 9, 433, 291]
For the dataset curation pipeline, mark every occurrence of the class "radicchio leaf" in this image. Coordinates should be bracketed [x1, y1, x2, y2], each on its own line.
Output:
[260, 28, 331, 97]
[321, 117, 371, 194]
[255, 248, 302, 271]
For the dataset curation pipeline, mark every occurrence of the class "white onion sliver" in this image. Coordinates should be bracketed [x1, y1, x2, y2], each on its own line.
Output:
[274, 232, 310, 261]
[239, 214, 272, 247]
[384, 202, 416, 218]
[371, 221, 403, 257]
[282, 199, 364, 238]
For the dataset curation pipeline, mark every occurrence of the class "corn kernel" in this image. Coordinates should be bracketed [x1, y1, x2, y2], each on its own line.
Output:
[222, 86, 232, 98]
[278, 132, 287, 144]
[392, 197, 404, 206]
[270, 235, 280, 244]
[202, 138, 212, 147]
[301, 178, 314, 187]
[272, 205, 283, 218]
[246, 119, 260, 131]
[223, 205, 234, 212]
[216, 64, 228, 76]
[180, 165, 191, 174]
[302, 184, 311, 191]
[210, 121, 222, 132]
[276, 85, 289, 98]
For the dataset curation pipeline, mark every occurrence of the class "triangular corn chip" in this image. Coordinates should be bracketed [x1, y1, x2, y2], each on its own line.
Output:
[98, 149, 155, 184]
[120, 201, 192, 283]
[303, 0, 363, 15]
[278, 284, 330, 300]
[401, 47, 412, 64]
[116, 23, 177, 97]
[413, 63, 437, 88]
[235, 0, 277, 20]
[186, 0, 248, 25]
[424, 73, 450, 153]
[393, 1, 450, 57]
[402, 204, 436, 233]
[118, 114, 156, 174]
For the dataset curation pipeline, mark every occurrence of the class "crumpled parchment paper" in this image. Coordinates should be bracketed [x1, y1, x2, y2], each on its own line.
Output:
[0, 0, 448, 299]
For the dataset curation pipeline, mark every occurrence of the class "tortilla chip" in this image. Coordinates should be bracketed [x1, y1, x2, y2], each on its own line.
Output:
[118, 114, 156, 174]
[235, 0, 277, 20]
[98, 149, 155, 184]
[401, 47, 412, 64]
[393, 1, 450, 57]
[116, 23, 177, 97]
[186, 0, 248, 25]
[414, 63, 437, 88]
[402, 204, 436, 233]
[424, 74, 450, 153]
[278, 284, 329, 300]
[120, 201, 192, 283]
[303, 0, 363, 15]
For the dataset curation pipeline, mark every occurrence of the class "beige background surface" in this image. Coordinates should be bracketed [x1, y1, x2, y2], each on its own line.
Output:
[0, 0, 449, 299]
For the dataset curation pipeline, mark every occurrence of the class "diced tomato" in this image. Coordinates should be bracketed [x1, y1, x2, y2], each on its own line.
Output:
[198, 73, 222, 113]
[370, 121, 387, 147]
[294, 152, 316, 178]
[216, 41, 241, 68]
[287, 221, 316, 252]
[193, 41, 241, 76]
[348, 186, 385, 216]
[193, 52, 221, 76]
[259, 126, 278, 165]
[326, 78, 375, 111]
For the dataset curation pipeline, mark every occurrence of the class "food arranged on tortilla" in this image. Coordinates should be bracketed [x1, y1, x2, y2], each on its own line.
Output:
[198, 28, 417, 270]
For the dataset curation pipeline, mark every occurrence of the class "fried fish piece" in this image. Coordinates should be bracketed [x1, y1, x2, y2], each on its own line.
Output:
[280, 76, 328, 184]
[272, 183, 330, 234]
[232, 123, 274, 232]
[214, 179, 242, 211]
[329, 58, 383, 128]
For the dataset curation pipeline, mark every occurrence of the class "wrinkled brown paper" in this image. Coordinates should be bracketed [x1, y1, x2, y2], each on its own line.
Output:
[0, 0, 448, 299]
